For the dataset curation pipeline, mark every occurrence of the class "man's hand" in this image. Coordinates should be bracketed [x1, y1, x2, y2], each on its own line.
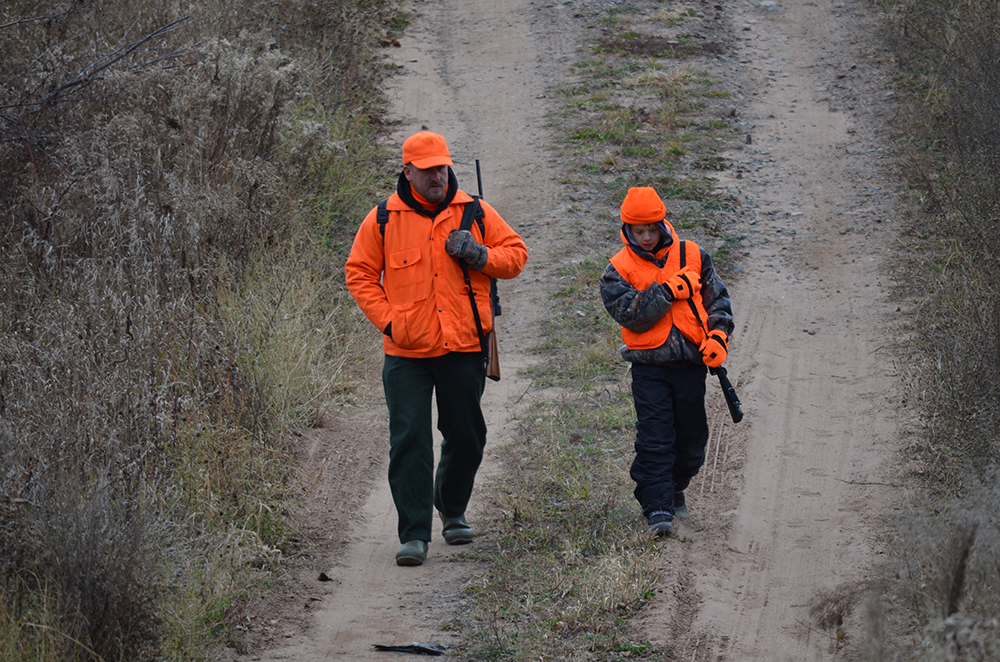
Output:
[446, 229, 488, 270]
[662, 268, 701, 301]
[700, 329, 728, 368]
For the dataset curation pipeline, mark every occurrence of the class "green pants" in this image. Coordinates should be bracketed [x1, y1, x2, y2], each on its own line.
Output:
[382, 352, 487, 543]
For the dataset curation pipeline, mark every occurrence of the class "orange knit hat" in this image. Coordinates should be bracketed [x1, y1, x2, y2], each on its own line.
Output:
[620, 186, 667, 225]
[402, 131, 453, 169]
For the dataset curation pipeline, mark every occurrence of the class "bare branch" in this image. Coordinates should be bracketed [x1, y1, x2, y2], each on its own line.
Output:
[0, 10, 74, 31]
[0, 16, 193, 112]
[131, 49, 189, 73]
[44, 16, 193, 99]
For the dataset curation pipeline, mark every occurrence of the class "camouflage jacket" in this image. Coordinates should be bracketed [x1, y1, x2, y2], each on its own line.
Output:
[599, 239, 733, 366]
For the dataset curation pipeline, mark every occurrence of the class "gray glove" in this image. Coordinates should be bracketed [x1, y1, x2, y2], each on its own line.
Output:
[445, 229, 488, 270]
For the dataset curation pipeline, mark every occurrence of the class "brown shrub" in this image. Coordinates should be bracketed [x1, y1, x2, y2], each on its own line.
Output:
[841, 1, 1000, 658]
[0, 0, 394, 658]
[878, 0, 1000, 481]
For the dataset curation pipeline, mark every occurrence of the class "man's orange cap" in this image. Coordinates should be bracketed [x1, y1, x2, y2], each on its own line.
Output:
[620, 186, 667, 225]
[402, 131, 453, 169]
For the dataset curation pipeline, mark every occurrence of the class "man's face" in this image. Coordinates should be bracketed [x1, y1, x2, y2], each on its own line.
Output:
[404, 163, 449, 203]
[631, 223, 663, 252]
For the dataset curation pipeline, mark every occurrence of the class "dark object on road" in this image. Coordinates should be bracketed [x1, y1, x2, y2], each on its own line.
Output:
[373, 641, 447, 655]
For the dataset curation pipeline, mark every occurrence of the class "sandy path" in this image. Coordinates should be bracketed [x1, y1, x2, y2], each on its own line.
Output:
[235, 0, 905, 659]
[648, 0, 904, 659]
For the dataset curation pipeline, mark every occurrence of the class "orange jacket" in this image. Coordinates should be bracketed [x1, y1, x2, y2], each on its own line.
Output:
[345, 188, 527, 358]
[609, 224, 712, 350]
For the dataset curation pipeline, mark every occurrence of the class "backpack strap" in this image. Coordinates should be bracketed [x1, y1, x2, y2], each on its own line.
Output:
[376, 198, 390, 239]
[678, 240, 710, 336]
[459, 196, 485, 236]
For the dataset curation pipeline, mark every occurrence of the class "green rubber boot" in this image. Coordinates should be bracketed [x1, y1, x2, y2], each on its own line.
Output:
[395, 540, 428, 566]
[439, 513, 474, 545]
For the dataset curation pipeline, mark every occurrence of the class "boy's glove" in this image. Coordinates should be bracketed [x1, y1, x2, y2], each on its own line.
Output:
[662, 268, 701, 301]
[700, 329, 728, 368]
[446, 229, 488, 270]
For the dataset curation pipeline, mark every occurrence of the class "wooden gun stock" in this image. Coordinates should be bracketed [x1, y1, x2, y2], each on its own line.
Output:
[486, 329, 500, 381]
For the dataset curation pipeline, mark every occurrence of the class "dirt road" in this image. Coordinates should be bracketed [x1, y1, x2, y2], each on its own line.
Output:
[646, 1, 904, 659]
[233, 0, 905, 659]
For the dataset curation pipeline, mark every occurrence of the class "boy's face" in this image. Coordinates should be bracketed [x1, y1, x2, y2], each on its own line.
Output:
[631, 223, 663, 252]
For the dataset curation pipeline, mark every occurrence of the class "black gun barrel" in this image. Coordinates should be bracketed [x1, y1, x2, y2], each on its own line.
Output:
[711, 366, 744, 423]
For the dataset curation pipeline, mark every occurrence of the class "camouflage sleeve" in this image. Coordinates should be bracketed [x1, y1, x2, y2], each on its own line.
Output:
[698, 248, 734, 336]
[599, 262, 672, 334]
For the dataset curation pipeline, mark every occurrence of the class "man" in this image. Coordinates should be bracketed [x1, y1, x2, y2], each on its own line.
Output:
[345, 131, 528, 565]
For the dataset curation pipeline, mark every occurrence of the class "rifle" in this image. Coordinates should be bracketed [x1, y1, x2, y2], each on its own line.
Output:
[710, 366, 743, 423]
[476, 159, 501, 381]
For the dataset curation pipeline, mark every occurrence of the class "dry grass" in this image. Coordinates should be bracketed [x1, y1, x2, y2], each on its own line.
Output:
[0, 0, 396, 658]
[861, 0, 1000, 658]
[468, 395, 663, 659]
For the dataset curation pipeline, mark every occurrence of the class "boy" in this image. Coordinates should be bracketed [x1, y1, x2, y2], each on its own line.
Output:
[599, 186, 734, 536]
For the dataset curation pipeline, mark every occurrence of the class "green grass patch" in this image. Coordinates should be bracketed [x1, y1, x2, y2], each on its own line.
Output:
[695, 155, 729, 170]
[467, 395, 661, 660]
[466, 232, 664, 659]
[464, 198, 679, 654]
[458, 7, 744, 659]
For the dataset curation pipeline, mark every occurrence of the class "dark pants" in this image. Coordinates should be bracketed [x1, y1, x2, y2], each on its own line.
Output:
[630, 362, 709, 518]
[382, 352, 487, 543]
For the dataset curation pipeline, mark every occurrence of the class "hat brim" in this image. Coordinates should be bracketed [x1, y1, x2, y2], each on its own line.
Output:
[407, 155, 453, 169]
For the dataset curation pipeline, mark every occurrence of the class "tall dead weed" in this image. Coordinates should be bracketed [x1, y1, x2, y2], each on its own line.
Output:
[864, 0, 1000, 658]
[0, 0, 395, 658]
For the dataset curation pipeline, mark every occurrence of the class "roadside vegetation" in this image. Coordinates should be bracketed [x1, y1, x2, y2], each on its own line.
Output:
[0, 1, 398, 659]
[461, 4, 741, 659]
[866, 1, 1000, 659]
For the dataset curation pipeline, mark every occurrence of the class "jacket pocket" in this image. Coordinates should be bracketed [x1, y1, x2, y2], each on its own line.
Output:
[385, 247, 427, 303]
[391, 305, 432, 350]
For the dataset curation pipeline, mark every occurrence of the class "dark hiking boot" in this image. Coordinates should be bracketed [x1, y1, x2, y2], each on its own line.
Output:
[647, 510, 673, 537]
[395, 540, 428, 566]
[439, 512, 474, 545]
[674, 491, 690, 520]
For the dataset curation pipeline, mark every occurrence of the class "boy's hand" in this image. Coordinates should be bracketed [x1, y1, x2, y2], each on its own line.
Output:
[446, 229, 488, 270]
[662, 268, 701, 300]
[699, 330, 728, 368]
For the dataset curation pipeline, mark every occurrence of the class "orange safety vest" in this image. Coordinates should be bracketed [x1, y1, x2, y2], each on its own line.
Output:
[609, 230, 711, 350]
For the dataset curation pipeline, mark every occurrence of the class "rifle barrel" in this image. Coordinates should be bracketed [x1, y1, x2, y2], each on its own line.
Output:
[711, 366, 744, 424]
